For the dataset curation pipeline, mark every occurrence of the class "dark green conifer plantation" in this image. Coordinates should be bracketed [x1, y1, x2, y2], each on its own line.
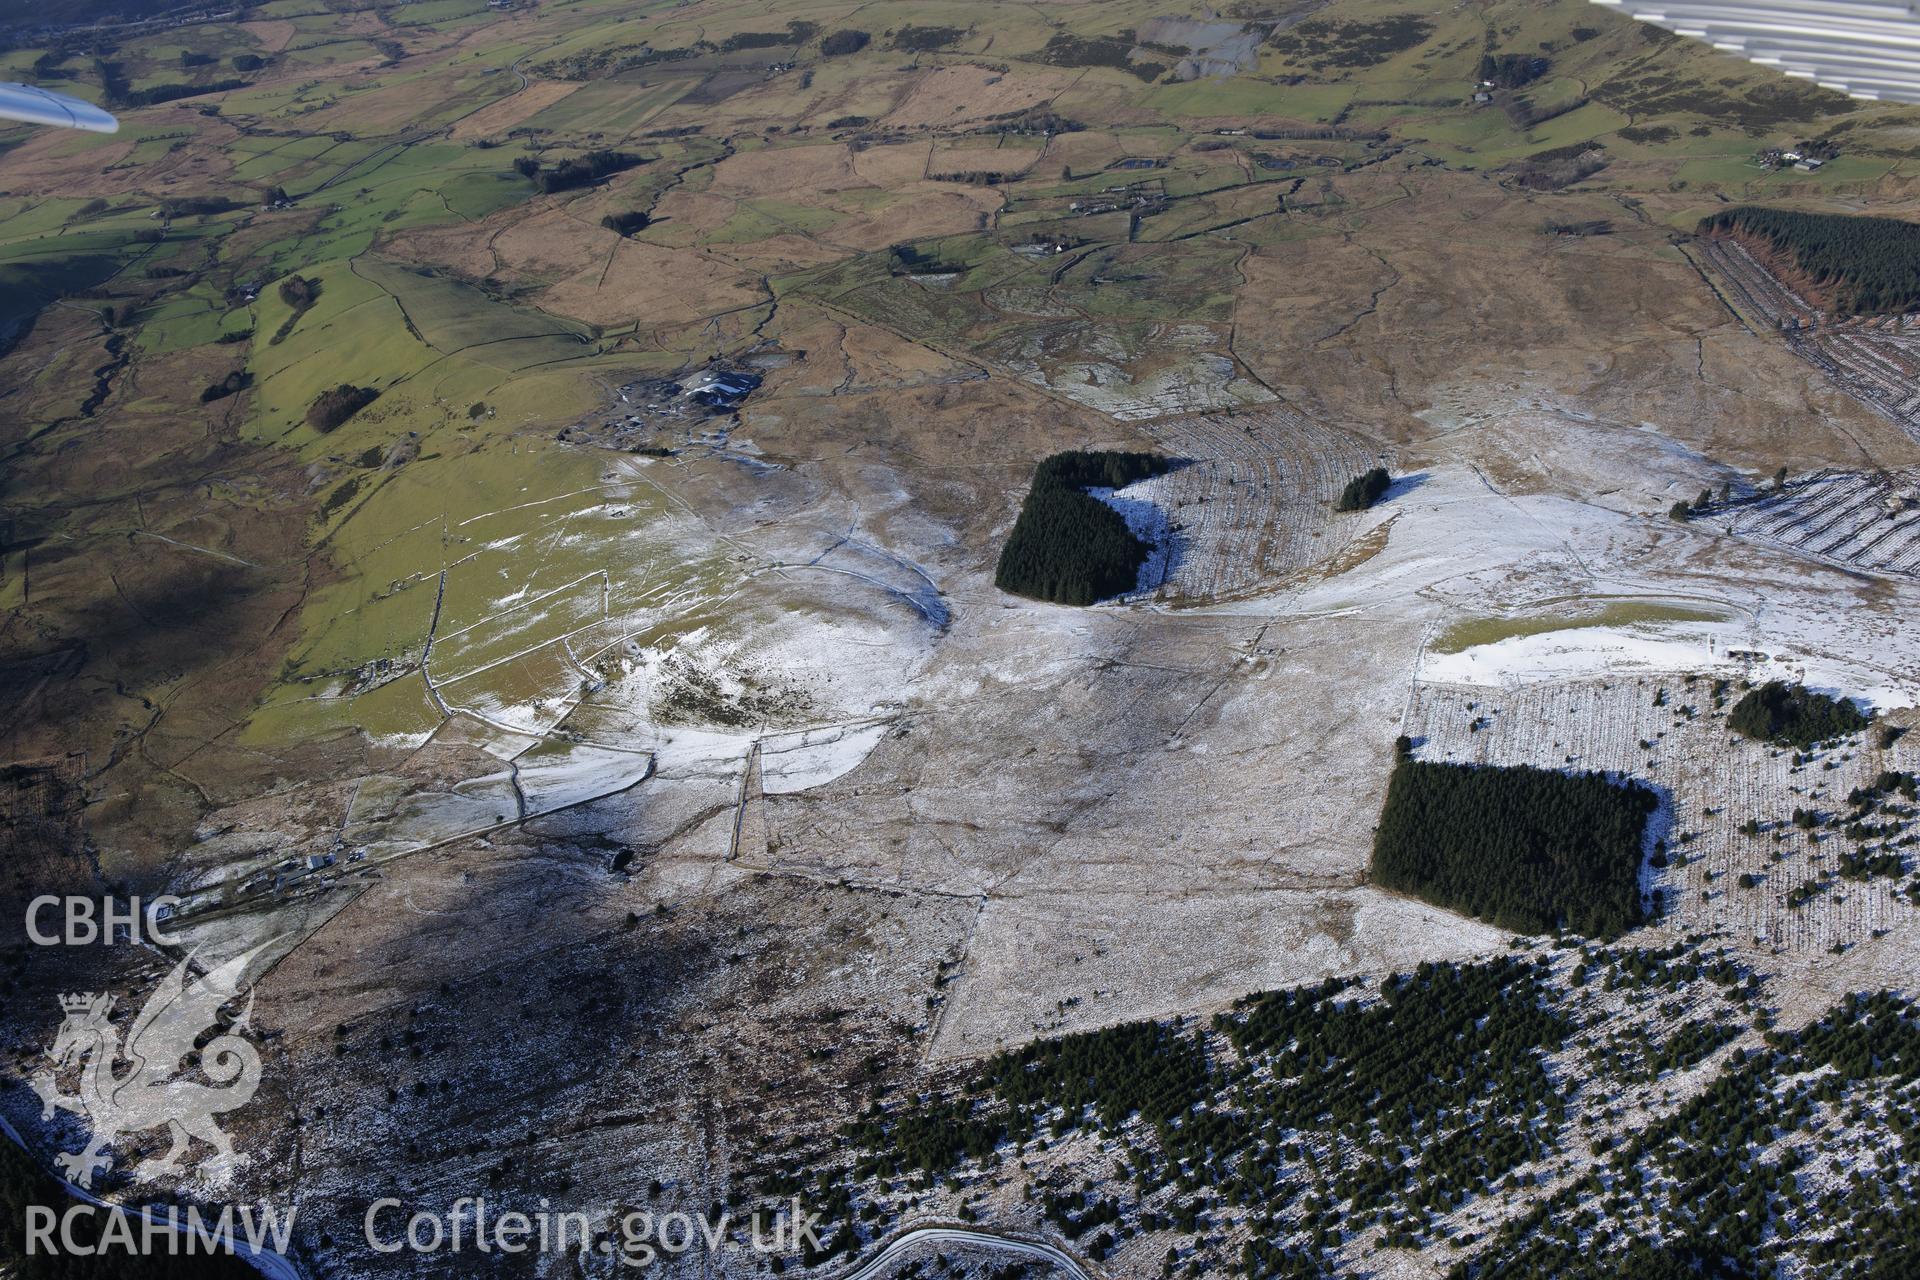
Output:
[1700, 206, 1920, 315]
[1370, 756, 1658, 937]
[994, 451, 1169, 605]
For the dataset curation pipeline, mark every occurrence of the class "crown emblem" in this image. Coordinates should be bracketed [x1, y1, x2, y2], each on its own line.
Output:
[59, 993, 106, 1014]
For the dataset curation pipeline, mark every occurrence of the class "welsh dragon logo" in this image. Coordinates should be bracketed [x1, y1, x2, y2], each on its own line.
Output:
[29, 946, 267, 1189]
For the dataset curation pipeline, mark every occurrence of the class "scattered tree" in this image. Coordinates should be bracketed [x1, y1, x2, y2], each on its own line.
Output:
[1728, 681, 1871, 749]
[1478, 52, 1550, 88]
[1335, 467, 1391, 512]
[278, 274, 320, 310]
[820, 29, 870, 56]
[512, 149, 648, 194]
[306, 384, 380, 432]
[601, 210, 651, 236]
[198, 369, 253, 403]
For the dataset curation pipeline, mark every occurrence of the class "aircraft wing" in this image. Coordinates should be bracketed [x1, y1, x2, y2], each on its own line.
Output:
[1592, 0, 1920, 104]
[0, 82, 119, 133]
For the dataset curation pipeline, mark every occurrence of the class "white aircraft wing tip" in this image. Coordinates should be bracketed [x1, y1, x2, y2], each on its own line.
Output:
[0, 82, 121, 133]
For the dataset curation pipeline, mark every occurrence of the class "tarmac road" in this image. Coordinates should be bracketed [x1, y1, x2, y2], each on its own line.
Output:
[829, 1222, 1093, 1280]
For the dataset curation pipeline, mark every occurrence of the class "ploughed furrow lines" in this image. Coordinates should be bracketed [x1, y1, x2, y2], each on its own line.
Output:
[1726, 468, 1920, 579]
[1795, 474, 1895, 546]
[1134, 406, 1379, 602]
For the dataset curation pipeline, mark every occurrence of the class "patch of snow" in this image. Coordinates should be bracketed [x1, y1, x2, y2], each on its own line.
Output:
[1419, 621, 1749, 686]
[761, 721, 893, 793]
[515, 741, 653, 812]
[1089, 482, 1171, 595]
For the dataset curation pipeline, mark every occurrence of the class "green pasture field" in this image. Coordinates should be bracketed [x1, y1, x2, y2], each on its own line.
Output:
[442, 171, 538, 220]
[1136, 182, 1286, 241]
[1672, 152, 1906, 193]
[135, 287, 252, 355]
[1431, 600, 1731, 655]
[355, 257, 595, 361]
[112, 134, 190, 169]
[527, 4, 696, 67]
[243, 249, 611, 446]
[247, 260, 403, 418]
[211, 78, 316, 120]
[246, 0, 344, 15]
[245, 431, 733, 748]
[1407, 102, 1631, 169]
[517, 79, 691, 140]
[274, 37, 389, 69]
[125, 26, 262, 73]
[242, 144, 535, 275]
[1160, 157, 1257, 199]
[1597, 125, 1753, 166]
[226, 133, 368, 187]
[703, 197, 847, 245]
[0, 197, 113, 246]
[386, 0, 498, 29]
[1221, 213, 1347, 249]
[1056, 239, 1242, 322]
[0, 222, 191, 272]
[0, 198, 254, 356]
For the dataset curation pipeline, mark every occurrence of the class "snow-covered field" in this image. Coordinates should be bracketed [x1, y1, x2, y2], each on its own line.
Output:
[896, 454, 1920, 1044]
[1418, 615, 1920, 713]
[760, 720, 896, 794]
[175, 429, 1920, 1044]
